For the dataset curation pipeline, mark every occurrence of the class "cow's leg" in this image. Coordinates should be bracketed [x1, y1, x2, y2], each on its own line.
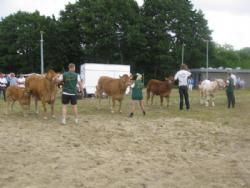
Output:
[42, 101, 48, 119]
[205, 95, 209, 107]
[10, 100, 15, 112]
[35, 97, 39, 114]
[151, 94, 154, 105]
[20, 103, 28, 117]
[111, 98, 115, 113]
[118, 100, 122, 113]
[166, 96, 170, 108]
[6, 99, 12, 115]
[200, 90, 204, 105]
[146, 90, 150, 105]
[51, 102, 56, 118]
[211, 94, 215, 107]
[97, 90, 102, 110]
[160, 96, 163, 106]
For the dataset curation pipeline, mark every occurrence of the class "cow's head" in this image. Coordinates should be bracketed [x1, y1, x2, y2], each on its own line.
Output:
[165, 76, 174, 84]
[119, 74, 131, 86]
[46, 70, 61, 83]
[215, 79, 226, 89]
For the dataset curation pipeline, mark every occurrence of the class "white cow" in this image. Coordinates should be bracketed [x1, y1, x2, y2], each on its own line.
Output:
[199, 79, 226, 107]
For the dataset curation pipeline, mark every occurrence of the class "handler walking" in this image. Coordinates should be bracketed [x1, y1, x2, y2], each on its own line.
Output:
[129, 73, 146, 117]
[174, 64, 191, 110]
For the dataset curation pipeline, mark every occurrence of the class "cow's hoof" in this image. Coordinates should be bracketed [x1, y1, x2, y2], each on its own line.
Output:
[43, 116, 48, 120]
[111, 110, 114, 114]
[52, 115, 56, 119]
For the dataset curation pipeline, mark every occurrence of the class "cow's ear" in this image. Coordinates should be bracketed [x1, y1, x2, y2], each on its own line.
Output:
[119, 75, 122, 78]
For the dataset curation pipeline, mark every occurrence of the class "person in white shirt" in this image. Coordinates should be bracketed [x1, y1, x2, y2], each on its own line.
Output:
[0, 73, 8, 101]
[17, 74, 26, 88]
[174, 64, 191, 110]
[230, 73, 237, 87]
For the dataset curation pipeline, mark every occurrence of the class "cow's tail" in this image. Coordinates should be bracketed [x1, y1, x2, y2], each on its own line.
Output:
[95, 85, 101, 98]
[146, 85, 150, 105]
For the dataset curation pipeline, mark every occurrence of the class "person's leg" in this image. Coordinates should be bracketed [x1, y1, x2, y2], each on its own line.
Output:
[179, 87, 184, 110]
[129, 100, 136, 117]
[229, 92, 235, 108]
[139, 100, 146, 115]
[71, 95, 78, 124]
[3, 88, 6, 101]
[62, 104, 67, 124]
[61, 94, 69, 124]
[226, 92, 231, 108]
[72, 105, 78, 123]
[183, 86, 190, 110]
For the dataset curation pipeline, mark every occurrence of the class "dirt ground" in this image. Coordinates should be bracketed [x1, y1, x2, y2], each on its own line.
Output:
[0, 92, 250, 188]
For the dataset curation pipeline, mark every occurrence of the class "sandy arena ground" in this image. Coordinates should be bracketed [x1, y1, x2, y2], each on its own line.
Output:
[0, 102, 250, 188]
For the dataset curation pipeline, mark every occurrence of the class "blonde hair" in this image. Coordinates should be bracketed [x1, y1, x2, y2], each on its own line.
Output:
[180, 64, 188, 70]
[68, 63, 75, 70]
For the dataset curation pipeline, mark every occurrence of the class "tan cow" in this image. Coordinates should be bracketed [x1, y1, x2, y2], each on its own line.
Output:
[25, 70, 60, 119]
[96, 74, 131, 113]
[146, 76, 174, 106]
[5, 85, 31, 116]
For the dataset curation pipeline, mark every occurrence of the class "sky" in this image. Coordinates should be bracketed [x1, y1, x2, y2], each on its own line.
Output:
[0, 0, 249, 50]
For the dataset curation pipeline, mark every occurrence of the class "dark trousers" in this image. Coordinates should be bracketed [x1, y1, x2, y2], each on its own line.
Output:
[226, 91, 235, 108]
[0, 87, 6, 101]
[179, 86, 190, 110]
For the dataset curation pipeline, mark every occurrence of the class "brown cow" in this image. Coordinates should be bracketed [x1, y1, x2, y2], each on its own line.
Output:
[96, 74, 131, 113]
[5, 85, 31, 116]
[146, 76, 174, 106]
[25, 70, 60, 119]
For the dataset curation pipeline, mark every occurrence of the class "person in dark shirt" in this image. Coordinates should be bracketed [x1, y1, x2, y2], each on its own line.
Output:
[59, 63, 83, 124]
[129, 73, 146, 117]
[226, 72, 235, 108]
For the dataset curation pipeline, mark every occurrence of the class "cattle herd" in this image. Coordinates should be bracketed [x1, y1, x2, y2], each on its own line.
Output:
[3, 69, 229, 119]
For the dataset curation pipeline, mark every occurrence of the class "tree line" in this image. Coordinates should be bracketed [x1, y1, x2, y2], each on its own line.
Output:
[0, 0, 249, 81]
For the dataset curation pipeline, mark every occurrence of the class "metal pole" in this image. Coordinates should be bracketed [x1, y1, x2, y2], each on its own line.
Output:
[206, 40, 208, 79]
[181, 43, 185, 64]
[40, 31, 44, 74]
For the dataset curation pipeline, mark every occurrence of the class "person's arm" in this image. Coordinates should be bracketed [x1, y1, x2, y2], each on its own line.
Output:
[77, 75, 83, 93]
[174, 72, 179, 80]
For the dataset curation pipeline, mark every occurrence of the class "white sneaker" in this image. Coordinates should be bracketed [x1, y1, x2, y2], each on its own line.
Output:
[61, 118, 66, 125]
[74, 118, 79, 124]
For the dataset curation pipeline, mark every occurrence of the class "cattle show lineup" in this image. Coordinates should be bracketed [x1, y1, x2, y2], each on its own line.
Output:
[1, 62, 250, 188]
[1, 0, 250, 187]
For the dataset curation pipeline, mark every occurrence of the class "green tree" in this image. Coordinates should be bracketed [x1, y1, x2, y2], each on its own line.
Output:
[0, 11, 60, 73]
[139, 0, 212, 79]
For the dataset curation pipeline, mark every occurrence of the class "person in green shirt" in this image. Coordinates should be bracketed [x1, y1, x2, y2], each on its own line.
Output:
[226, 72, 235, 108]
[60, 63, 83, 124]
[129, 73, 146, 117]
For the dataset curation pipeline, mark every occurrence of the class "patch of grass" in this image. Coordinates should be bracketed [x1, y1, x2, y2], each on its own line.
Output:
[1, 88, 250, 128]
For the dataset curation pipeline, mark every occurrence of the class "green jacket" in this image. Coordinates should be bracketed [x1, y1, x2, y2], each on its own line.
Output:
[63, 72, 78, 95]
[226, 77, 234, 93]
[132, 80, 144, 100]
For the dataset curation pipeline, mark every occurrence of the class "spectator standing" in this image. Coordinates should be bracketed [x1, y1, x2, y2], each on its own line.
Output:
[17, 74, 25, 88]
[8, 73, 17, 86]
[0, 73, 8, 101]
[188, 77, 194, 91]
[174, 64, 191, 110]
